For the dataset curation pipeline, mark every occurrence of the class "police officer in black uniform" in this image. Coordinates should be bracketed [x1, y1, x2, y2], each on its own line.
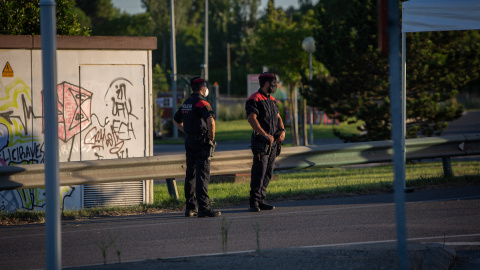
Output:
[173, 77, 221, 218]
[245, 72, 286, 212]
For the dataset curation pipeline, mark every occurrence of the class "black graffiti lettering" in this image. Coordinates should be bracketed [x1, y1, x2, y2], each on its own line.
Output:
[0, 142, 45, 165]
[116, 148, 129, 159]
[0, 95, 42, 136]
[115, 83, 126, 100]
[111, 97, 126, 118]
[112, 120, 136, 140]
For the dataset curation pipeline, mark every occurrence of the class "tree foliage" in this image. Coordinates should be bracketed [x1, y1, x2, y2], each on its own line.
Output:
[249, 2, 318, 144]
[0, 0, 90, 35]
[139, 0, 260, 95]
[75, 0, 119, 27]
[304, 0, 475, 142]
[3, 0, 478, 143]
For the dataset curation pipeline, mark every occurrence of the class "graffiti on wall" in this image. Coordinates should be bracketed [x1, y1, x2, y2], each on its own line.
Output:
[0, 78, 46, 211]
[0, 74, 143, 212]
[84, 77, 139, 159]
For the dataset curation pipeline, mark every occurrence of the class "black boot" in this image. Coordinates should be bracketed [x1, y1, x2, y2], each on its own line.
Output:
[198, 208, 221, 218]
[248, 204, 261, 212]
[185, 208, 198, 217]
[259, 203, 275, 210]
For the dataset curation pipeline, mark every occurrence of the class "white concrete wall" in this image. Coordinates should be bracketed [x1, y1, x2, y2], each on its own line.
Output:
[0, 47, 153, 211]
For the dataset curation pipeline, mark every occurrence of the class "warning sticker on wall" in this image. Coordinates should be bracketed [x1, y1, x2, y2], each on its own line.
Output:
[2, 62, 14, 77]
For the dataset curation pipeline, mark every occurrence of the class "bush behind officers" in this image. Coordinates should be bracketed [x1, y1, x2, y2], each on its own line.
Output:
[245, 72, 286, 212]
[173, 77, 221, 218]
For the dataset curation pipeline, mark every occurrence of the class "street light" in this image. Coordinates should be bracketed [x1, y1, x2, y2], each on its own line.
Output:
[302, 36, 315, 145]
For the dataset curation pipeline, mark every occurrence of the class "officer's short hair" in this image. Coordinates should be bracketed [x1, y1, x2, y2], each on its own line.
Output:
[259, 72, 276, 87]
[190, 77, 207, 92]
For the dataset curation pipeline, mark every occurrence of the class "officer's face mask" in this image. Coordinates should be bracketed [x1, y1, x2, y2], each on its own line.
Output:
[268, 81, 277, 94]
[204, 87, 209, 97]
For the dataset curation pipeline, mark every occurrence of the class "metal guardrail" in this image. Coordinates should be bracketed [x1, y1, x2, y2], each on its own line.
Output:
[0, 134, 479, 191]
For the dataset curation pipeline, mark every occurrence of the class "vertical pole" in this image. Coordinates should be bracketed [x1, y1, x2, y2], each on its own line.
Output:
[227, 42, 231, 97]
[388, 0, 408, 269]
[40, 1, 61, 269]
[211, 83, 218, 113]
[309, 108, 313, 145]
[204, 0, 209, 81]
[294, 88, 299, 146]
[401, 32, 407, 189]
[442, 157, 453, 178]
[166, 178, 179, 199]
[302, 98, 308, 146]
[309, 52, 314, 145]
[215, 83, 219, 116]
[170, 0, 178, 139]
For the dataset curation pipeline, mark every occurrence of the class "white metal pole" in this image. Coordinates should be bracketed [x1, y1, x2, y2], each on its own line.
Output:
[309, 52, 314, 145]
[204, 0, 208, 81]
[170, 0, 178, 138]
[402, 32, 407, 189]
[388, 0, 408, 269]
[40, 0, 61, 269]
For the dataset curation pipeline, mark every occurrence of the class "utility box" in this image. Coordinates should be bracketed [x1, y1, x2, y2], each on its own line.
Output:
[0, 35, 156, 211]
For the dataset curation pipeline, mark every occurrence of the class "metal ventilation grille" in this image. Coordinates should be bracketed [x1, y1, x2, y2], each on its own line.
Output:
[83, 181, 144, 208]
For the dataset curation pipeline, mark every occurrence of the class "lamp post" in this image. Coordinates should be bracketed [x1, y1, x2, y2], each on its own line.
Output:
[170, 0, 178, 138]
[302, 36, 316, 145]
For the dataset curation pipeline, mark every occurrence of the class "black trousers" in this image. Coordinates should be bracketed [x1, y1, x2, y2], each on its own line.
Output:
[250, 141, 278, 207]
[184, 135, 211, 211]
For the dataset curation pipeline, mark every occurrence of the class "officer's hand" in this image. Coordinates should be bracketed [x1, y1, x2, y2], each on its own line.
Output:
[208, 132, 214, 141]
[276, 130, 286, 143]
[265, 134, 274, 144]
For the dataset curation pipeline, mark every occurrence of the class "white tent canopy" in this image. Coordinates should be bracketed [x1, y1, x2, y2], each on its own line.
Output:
[402, 0, 480, 33]
[400, 0, 480, 154]
[398, 0, 480, 184]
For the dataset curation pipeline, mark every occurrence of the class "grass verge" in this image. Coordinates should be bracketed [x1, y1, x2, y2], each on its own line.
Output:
[2, 160, 479, 225]
[154, 119, 361, 144]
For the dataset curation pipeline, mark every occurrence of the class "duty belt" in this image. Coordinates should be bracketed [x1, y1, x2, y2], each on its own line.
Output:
[186, 132, 207, 142]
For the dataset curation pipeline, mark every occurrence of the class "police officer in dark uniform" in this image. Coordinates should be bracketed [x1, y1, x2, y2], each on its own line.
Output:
[245, 72, 286, 212]
[173, 77, 221, 218]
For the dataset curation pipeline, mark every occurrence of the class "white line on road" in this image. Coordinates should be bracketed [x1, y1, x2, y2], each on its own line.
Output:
[143, 233, 480, 261]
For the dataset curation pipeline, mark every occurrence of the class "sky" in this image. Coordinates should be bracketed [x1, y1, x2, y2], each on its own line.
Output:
[110, 0, 311, 15]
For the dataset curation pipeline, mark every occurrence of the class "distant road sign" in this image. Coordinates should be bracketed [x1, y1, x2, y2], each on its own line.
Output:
[247, 74, 260, 97]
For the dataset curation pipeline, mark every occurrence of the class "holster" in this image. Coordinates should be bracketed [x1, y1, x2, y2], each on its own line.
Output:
[252, 134, 272, 156]
[203, 140, 216, 159]
[276, 142, 281, 157]
[273, 130, 283, 157]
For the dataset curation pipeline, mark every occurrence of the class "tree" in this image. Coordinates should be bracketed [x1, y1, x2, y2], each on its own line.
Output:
[0, 0, 90, 35]
[92, 13, 156, 37]
[405, 30, 479, 137]
[75, 0, 120, 27]
[140, 0, 261, 96]
[249, 2, 318, 145]
[304, 0, 474, 142]
[141, 0, 204, 78]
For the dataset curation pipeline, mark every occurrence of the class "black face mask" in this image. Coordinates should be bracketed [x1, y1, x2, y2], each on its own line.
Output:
[268, 82, 277, 94]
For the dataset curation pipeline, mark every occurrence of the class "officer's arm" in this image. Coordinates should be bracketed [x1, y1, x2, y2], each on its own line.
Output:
[247, 113, 274, 144]
[173, 119, 184, 133]
[276, 113, 286, 142]
[207, 116, 215, 141]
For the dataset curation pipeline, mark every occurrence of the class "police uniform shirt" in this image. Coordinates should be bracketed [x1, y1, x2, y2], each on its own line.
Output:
[174, 93, 214, 135]
[245, 90, 280, 136]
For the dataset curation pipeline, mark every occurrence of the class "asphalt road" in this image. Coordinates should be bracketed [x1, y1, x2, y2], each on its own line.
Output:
[1, 186, 479, 269]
